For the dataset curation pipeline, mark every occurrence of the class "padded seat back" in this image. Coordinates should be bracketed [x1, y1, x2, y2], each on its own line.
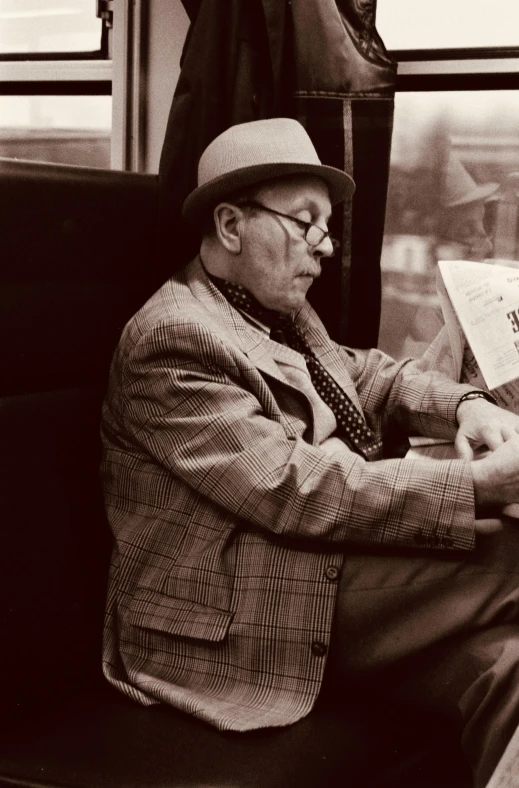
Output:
[0, 158, 162, 396]
[0, 158, 161, 721]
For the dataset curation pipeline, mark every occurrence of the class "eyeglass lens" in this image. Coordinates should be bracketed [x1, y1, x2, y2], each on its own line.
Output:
[305, 225, 326, 246]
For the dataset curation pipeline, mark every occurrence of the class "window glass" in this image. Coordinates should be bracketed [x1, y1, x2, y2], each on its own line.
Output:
[379, 91, 519, 360]
[376, 0, 519, 50]
[0, 0, 102, 55]
[0, 95, 111, 167]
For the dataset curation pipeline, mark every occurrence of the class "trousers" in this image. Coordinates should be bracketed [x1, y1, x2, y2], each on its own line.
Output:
[325, 517, 519, 788]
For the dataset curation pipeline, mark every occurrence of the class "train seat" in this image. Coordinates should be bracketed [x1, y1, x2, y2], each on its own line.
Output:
[0, 157, 471, 788]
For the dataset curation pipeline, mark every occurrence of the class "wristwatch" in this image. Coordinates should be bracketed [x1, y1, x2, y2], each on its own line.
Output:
[456, 390, 496, 420]
[458, 391, 495, 405]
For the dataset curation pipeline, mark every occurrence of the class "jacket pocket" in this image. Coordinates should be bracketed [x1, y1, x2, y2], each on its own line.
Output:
[127, 587, 234, 642]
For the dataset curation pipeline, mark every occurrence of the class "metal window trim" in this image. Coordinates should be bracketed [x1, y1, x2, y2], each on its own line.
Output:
[398, 58, 519, 76]
[0, 50, 105, 62]
[396, 72, 519, 93]
[0, 60, 112, 82]
[0, 80, 111, 96]
[110, 0, 146, 171]
[392, 46, 519, 63]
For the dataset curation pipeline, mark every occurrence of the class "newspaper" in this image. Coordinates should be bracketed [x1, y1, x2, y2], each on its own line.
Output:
[408, 259, 519, 416]
[439, 259, 519, 393]
[406, 259, 519, 518]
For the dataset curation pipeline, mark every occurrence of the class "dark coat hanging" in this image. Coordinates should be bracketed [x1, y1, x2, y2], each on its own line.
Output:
[158, 0, 396, 347]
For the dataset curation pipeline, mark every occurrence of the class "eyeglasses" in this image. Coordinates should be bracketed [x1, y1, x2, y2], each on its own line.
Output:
[238, 200, 340, 254]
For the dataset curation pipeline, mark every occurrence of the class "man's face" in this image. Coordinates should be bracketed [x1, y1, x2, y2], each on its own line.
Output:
[233, 175, 335, 313]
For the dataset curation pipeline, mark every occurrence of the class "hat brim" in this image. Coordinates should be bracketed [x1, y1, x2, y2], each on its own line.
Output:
[445, 182, 500, 208]
[182, 162, 355, 222]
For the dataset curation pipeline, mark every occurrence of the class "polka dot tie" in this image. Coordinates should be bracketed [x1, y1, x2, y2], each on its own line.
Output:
[210, 274, 383, 461]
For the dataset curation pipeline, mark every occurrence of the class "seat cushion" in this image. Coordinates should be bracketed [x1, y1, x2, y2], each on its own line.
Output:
[0, 683, 472, 788]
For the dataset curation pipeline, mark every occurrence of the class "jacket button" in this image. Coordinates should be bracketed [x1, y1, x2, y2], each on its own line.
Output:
[325, 565, 340, 581]
[311, 640, 327, 657]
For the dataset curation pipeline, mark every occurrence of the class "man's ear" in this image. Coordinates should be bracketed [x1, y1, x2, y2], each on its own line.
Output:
[213, 203, 244, 254]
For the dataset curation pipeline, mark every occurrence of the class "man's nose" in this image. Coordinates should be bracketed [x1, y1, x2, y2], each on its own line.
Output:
[313, 235, 335, 258]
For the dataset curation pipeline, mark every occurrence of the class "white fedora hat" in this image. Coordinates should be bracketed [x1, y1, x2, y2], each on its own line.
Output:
[182, 118, 355, 221]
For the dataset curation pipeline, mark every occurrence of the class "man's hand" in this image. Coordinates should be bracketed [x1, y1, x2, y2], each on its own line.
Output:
[455, 398, 519, 460]
[455, 399, 519, 511]
[470, 433, 519, 509]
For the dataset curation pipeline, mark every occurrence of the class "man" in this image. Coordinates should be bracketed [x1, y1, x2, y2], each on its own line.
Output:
[439, 153, 499, 263]
[399, 153, 500, 358]
[101, 118, 519, 788]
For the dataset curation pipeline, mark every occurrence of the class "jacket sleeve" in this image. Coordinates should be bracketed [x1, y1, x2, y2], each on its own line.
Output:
[118, 318, 476, 552]
[335, 343, 486, 441]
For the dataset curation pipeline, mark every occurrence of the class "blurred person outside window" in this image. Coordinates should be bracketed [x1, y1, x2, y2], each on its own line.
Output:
[403, 154, 500, 357]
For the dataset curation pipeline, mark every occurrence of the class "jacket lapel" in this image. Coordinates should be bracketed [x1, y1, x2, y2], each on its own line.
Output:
[187, 257, 299, 387]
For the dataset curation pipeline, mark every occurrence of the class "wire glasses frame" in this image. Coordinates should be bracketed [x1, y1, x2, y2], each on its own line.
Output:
[238, 200, 340, 254]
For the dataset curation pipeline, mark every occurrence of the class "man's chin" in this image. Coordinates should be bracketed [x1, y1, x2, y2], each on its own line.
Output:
[286, 292, 310, 313]
[262, 285, 310, 314]
[270, 295, 306, 314]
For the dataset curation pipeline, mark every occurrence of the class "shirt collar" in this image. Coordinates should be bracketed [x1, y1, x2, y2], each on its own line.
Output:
[200, 256, 291, 333]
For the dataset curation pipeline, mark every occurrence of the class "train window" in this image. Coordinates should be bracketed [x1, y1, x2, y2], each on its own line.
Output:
[0, 0, 103, 57]
[0, 94, 111, 168]
[377, 0, 519, 360]
[0, 0, 112, 168]
[378, 89, 519, 361]
[377, 0, 519, 51]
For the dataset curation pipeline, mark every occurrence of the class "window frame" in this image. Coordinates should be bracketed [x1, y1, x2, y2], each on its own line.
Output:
[378, 39, 519, 357]
[0, 0, 118, 166]
[392, 47, 519, 91]
[0, 60, 112, 95]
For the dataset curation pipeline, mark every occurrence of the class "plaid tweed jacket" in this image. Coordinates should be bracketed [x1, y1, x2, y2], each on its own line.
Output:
[100, 256, 478, 731]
